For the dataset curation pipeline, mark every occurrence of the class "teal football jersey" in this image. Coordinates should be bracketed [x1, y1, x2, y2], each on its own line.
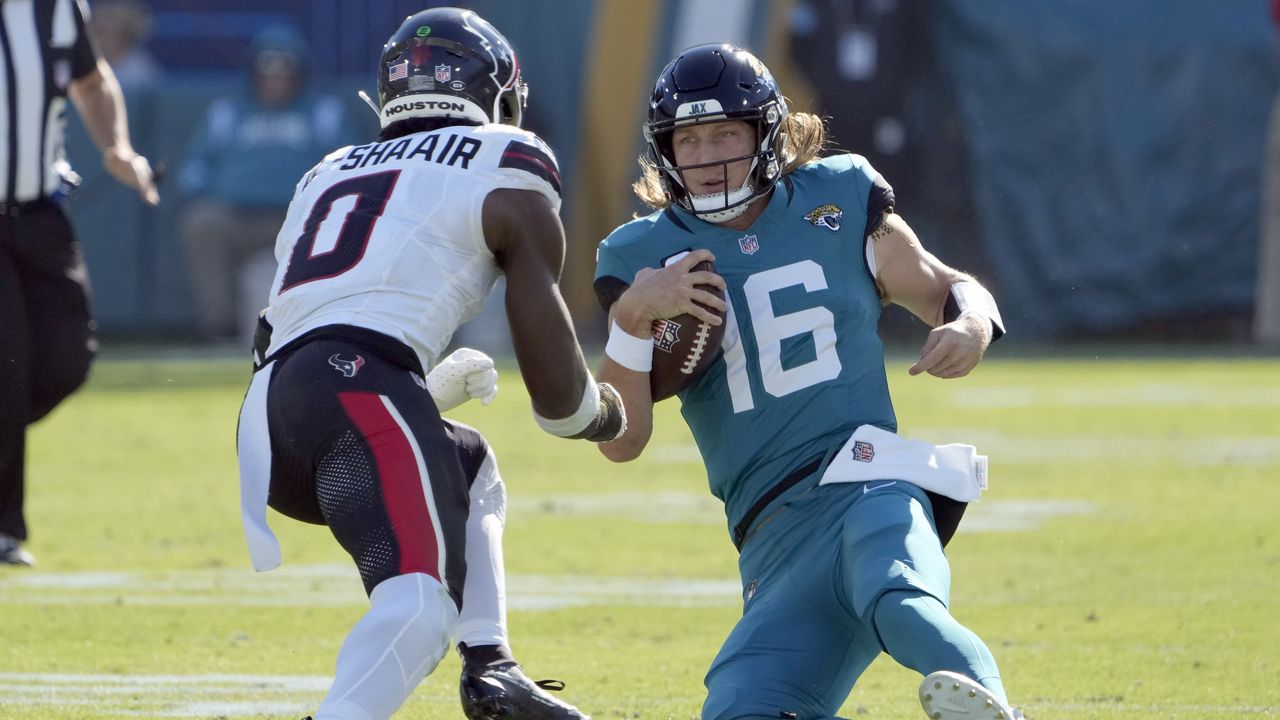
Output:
[595, 154, 898, 532]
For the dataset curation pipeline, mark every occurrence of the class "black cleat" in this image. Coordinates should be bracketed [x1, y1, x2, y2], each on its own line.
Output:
[460, 661, 590, 720]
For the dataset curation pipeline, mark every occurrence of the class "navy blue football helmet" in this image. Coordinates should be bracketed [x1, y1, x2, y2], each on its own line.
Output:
[377, 7, 527, 129]
[644, 44, 788, 222]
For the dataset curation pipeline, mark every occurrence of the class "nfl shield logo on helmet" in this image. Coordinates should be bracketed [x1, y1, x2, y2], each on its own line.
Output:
[738, 234, 759, 255]
[852, 440, 875, 462]
[434, 64, 452, 83]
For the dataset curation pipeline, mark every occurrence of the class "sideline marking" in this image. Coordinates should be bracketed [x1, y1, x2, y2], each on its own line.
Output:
[0, 565, 740, 609]
[0, 672, 458, 718]
[0, 674, 1273, 718]
[0, 501, 1091, 609]
[950, 383, 1280, 408]
[524, 492, 1094, 530]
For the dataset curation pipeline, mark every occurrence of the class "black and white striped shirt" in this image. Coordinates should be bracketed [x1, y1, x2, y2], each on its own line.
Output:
[0, 0, 97, 205]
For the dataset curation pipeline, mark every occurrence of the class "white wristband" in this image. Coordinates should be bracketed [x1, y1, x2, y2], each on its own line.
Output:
[605, 320, 654, 373]
[533, 379, 601, 437]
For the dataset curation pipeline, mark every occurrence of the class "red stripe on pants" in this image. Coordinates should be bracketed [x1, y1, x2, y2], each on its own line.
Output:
[338, 392, 440, 582]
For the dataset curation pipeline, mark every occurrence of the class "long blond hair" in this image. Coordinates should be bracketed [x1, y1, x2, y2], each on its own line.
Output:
[631, 110, 829, 211]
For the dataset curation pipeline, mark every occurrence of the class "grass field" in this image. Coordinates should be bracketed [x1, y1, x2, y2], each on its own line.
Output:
[1, 347, 1277, 719]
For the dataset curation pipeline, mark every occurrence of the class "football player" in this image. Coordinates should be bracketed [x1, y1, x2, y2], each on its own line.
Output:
[592, 45, 1024, 720]
[234, 8, 671, 720]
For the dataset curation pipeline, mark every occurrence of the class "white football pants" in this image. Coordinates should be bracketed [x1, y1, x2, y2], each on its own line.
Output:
[316, 450, 509, 719]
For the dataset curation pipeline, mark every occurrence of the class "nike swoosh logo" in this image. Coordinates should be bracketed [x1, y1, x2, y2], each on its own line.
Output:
[862, 481, 897, 494]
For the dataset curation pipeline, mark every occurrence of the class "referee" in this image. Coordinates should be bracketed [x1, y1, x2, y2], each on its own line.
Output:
[0, 0, 158, 566]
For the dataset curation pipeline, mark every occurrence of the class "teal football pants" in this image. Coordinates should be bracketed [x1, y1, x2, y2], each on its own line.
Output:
[701, 482, 1005, 719]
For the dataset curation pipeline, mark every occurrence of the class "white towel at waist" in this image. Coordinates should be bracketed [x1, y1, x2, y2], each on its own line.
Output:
[818, 424, 988, 502]
[237, 361, 282, 572]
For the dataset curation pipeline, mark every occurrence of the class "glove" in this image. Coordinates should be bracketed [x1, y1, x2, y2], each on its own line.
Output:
[573, 382, 627, 443]
[426, 348, 498, 413]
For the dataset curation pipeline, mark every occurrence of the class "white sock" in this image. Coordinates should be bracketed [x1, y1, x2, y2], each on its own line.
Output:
[315, 572, 457, 720]
[454, 453, 511, 651]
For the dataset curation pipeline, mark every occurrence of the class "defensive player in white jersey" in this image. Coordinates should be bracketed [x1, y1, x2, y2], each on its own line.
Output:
[234, 9, 656, 720]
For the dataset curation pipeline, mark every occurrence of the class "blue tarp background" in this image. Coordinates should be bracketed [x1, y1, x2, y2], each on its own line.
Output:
[935, 1, 1278, 336]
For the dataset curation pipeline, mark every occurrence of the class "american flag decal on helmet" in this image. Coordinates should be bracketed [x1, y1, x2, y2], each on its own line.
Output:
[499, 140, 561, 194]
[388, 61, 409, 82]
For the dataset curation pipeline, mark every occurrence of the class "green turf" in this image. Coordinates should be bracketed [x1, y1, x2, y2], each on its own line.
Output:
[1, 351, 1277, 719]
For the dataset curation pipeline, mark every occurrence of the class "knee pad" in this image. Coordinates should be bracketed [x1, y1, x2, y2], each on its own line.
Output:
[319, 573, 458, 719]
[470, 454, 506, 524]
[368, 572, 458, 649]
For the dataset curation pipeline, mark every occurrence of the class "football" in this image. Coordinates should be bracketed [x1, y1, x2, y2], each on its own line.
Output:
[650, 260, 726, 401]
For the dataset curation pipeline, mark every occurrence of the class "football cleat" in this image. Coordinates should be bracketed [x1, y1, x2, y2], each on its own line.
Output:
[460, 661, 590, 720]
[919, 671, 1023, 719]
[0, 534, 34, 567]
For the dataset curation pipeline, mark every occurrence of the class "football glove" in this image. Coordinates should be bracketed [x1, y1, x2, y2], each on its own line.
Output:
[568, 382, 627, 443]
[427, 348, 499, 413]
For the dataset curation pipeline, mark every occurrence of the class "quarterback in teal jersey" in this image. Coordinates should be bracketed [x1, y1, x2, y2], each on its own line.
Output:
[593, 45, 1023, 720]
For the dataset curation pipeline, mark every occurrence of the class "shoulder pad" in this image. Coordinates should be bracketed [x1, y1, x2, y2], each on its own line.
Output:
[468, 126, 562, 196]
[600, 210, 667, 250]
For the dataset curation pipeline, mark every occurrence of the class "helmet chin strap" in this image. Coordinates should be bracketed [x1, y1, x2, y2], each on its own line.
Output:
[689, 177, 755, 224]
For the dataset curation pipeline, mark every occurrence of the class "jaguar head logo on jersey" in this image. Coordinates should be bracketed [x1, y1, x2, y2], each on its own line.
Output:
[329, 354, 366, 378]
[652, 319, 682, 353]
[805, 204, 844, 232]
[737, 234, 760, 255]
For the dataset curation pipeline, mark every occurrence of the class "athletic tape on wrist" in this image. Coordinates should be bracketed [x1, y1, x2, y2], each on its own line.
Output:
[948, 280, 1006, 340]
[533, 379, 602, 437]
[604, 320, 654, 373]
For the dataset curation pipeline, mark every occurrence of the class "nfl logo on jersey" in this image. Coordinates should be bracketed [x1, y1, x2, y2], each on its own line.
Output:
[852, 440, 875, 462]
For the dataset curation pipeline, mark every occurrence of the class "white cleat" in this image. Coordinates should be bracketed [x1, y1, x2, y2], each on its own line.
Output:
[918, 671, 1023, 719]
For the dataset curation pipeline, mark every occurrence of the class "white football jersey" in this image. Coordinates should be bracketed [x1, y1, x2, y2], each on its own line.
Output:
[262, 124, 562, 370]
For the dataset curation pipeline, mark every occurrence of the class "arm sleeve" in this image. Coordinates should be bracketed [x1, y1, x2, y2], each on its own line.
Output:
[593, 240, 636, 312]
[69, 0, 99, 79]
[593, 275, 630, 313]
[862, 171, 896, 240]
